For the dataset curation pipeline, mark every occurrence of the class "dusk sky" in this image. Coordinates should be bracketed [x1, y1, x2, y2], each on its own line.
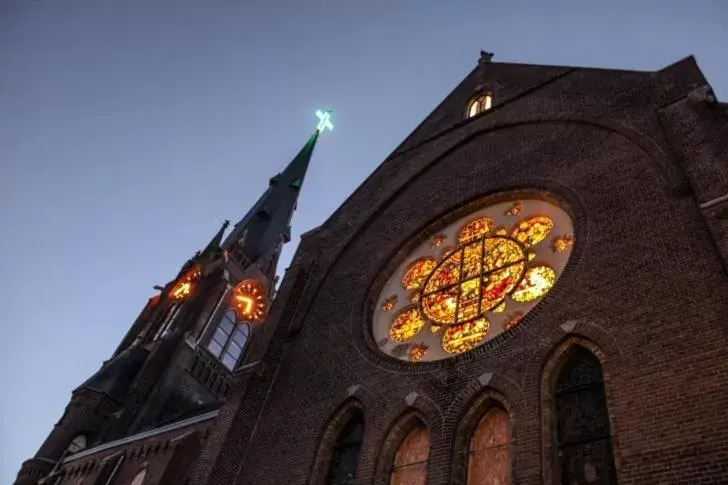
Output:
[1, 0, 726, 481]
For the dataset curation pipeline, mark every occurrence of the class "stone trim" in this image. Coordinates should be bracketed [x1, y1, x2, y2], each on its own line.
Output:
[371, 410, 430, 485]
[447, 389, 514, 485]
[307, 399, 364, 485]
[539, 336, 622, 485]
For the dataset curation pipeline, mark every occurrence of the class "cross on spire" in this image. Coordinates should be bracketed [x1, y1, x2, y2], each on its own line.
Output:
[316, 109, 334, 133]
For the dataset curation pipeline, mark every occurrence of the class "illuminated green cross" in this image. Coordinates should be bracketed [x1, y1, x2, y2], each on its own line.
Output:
[316, 109, 334, 133]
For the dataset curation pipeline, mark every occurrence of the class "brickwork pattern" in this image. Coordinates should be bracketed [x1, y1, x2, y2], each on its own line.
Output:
[217, 58, 728, 485]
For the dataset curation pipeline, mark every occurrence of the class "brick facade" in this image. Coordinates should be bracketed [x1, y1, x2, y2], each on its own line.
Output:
[192, 56, 728, 485]
[15, 55, 728, 485]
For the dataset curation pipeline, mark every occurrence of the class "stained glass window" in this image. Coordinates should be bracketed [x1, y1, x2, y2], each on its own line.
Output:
[390, 423, 430, 485]
[408, 344, 429, 362]
[207, 309, 250, 371]
[468, 408, 511, 485]
[401, 258, 438, 291]
[390, 307, 425, 342]
[554, 347, 617, 485]
[553, 235, 575, 254]
[373, 197, 574, 361]
[325, 413, 364, 485]
[467, 93, 493, 118]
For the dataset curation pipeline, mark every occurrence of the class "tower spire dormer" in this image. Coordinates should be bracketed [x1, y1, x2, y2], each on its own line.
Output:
[223, 111, 333, 276]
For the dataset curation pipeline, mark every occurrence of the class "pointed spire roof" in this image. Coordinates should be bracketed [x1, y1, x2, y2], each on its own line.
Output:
[223, 111, 332, 268]
[201, 220, 230, 258]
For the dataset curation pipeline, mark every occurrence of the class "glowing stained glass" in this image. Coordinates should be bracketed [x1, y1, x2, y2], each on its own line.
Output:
[483, 238, 524, 271]
[408, 291, 420, 304]
[381, 295, 398, 312]
[431, 324, 443, 333]
[462, 242, 483, 279]
[528, 250, 537, 261]
[232, 279, 267, 321]
[553, 235, 574, 254]
[458, 217, 495, 244]
[505, 312, 524, 330]
[457, 278, 481, 321]
[494, 226, 508, 236]
[425, 251, 462, 293]
[431, 234, 447, 248]
[441, 246, 456, 258]
[422, 286, 459, 324]
[511, 265, 556, 302]
[443, 318, 489, 354]
[505, 202, 523, 216]
[401, 258, 438, 291]
[390, 306, 426, 342]
[511, 216, 554, 247]
[169, 266, 201, 301]
[480, 263, 525, 311]
[493, 301, 506, 313]
[408, 344, 429, 362]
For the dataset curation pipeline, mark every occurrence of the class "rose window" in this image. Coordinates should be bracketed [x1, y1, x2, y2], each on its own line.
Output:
[373, 197, 574, 362]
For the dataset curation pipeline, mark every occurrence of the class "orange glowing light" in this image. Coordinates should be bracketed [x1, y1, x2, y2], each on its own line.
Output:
[168, 267, 201, 301]
[231, 279, 267, 321]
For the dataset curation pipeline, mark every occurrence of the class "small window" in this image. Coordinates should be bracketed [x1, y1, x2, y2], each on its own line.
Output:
[325, 411, 365, 484]
[467, 93, 493, 118]
[206, 309, 251, 371]
[66, 434, 87, 455]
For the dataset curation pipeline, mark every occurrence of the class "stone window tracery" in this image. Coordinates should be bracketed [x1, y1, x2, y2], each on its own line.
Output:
[374, 196, 574, 361]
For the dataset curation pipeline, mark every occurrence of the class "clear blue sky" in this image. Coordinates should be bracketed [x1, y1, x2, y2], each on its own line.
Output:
[1, 0, 726, 481]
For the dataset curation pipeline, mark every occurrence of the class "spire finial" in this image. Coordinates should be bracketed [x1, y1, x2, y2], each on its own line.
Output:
[315, 109, 334, 133]
[479, 51, 494, 64]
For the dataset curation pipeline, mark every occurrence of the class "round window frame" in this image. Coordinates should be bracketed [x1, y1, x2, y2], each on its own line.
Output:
[367, 190, 578, 365]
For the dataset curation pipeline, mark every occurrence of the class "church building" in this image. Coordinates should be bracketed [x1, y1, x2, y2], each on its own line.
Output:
[13, 52, 728, 485]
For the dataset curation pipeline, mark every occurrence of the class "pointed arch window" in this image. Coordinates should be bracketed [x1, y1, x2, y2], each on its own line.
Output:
[553, 346, 617, 485]
[325, 411, 365, 484]
[467, 93, 493, 118]
[66, 434, 87, 455]
[467, 407, 511, 484]
[390, 421, 430, 485]
[206, 309, 250, 371]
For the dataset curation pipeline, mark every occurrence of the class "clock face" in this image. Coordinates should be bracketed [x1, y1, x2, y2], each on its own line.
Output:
[373, 196, 575, 362]
[168, 266, 201, 301]
[231, 279, 267, 321]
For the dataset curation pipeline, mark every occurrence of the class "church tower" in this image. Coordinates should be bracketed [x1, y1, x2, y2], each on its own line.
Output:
[13, 111, 334, 485]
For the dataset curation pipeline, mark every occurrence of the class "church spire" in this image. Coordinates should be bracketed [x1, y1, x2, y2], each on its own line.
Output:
[201, 219, 230, 259]
[223, 110, 333, 268]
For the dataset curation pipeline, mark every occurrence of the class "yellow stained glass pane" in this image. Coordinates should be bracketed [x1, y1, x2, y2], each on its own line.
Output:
[408, 344, 429, 362]
[458, 217, 495, 244]
[462, 242, 482, 279]
[483, 238, 525, 271]
[494, 226, 507, 236]
[401, 258, 438, 291]
[422, 286, 459, 324]
[424, 251, 462, 293]
[442, 318, 489, 354]
[481, 263, 525, 312]
[511, 215, 554, 247]
[389, 306, 426, 342]
[441, 246, 456, 258]
[381, 295, 398, 312]
[431, 324, 442, 333]
[431, 233, 446, 248]
[505, 201, 522, 216]
[552, 235, 574, 253]
[457, 278, 481, 321]
[492, 301, 506, 313]
[408, 291, 420, 304]
[511, 265, 556, 302]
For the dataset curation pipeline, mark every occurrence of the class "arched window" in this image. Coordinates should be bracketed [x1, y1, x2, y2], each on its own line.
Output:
[130, 468, 147, 485]
[467, 407, 511, 484]
[206, 309, 250, 371]
[325, 411, 365, 484]
[467, 93, 493, 118]
[390, 421, 430, 485]
[66, 434, 87, 455]
[554, 346, 617, 484]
